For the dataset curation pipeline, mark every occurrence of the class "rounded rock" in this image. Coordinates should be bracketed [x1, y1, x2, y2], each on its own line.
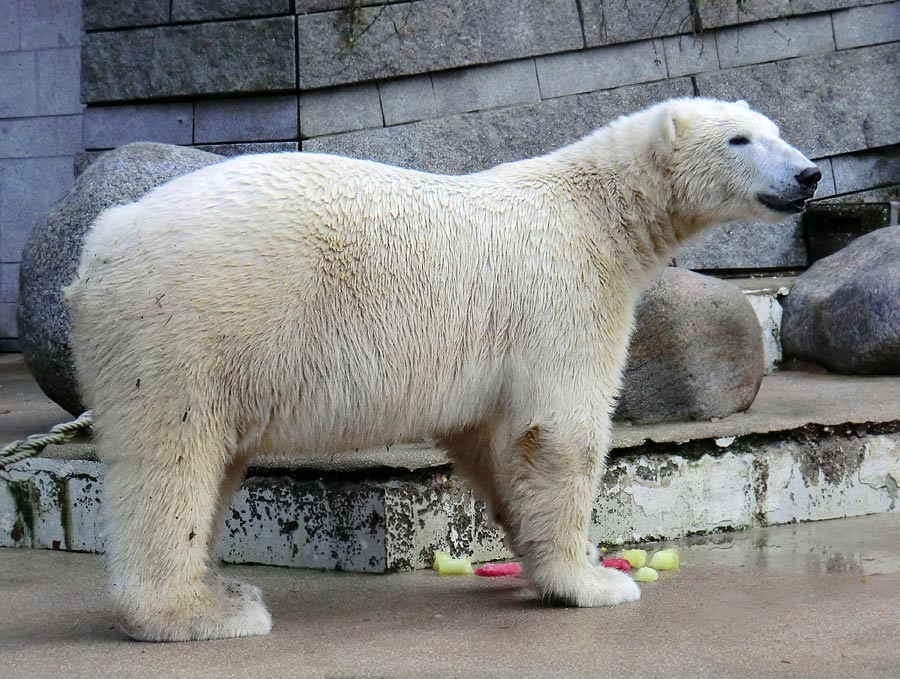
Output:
[18, 143, 222, 415]
[782, 226, 900, 375]
[615, 268, 765, 424]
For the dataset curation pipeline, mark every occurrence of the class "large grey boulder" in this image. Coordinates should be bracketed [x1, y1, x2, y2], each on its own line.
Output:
[615, 268, 765, 424]
[782, 226, 900, 375]
[18, 143, 222, 415]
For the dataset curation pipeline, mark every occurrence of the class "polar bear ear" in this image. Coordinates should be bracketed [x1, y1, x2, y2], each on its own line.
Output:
[662, 106, 690, 143]
[735, 99, 750, 109]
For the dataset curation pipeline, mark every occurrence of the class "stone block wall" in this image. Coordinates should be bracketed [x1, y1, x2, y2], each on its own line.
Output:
[1, 0, 899, 345]
[0, 0, 84, 350]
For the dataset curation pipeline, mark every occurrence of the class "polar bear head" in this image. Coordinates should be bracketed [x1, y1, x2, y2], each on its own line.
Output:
[656, 98, 819, 227]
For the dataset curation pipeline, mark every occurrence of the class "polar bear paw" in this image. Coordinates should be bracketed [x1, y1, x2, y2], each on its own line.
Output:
[534, 562, 641, 608]
[116, 575, 273, 642]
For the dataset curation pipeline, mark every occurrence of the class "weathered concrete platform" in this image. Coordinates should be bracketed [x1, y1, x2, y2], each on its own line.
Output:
[2, 513, 899, 679]
[2, 354, 899, 571]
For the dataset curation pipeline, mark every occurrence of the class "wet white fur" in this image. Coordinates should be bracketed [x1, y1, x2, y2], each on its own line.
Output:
[66, 98, 813, 641]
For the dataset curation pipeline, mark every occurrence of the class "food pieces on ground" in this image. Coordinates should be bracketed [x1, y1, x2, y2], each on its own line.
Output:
[474, 562, 521, 577]
[622, 548, 648, 569]
[433, 550, 474, 575]
[648, 548, 680, 571]
[600, 557, 632, 572]
[633, 566, 659, 582]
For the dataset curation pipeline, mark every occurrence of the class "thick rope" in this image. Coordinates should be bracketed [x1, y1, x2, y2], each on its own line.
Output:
[0, 411, 93, 470]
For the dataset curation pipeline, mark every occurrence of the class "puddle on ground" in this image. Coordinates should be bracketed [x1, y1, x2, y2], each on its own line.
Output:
[639, 514, 900, 576]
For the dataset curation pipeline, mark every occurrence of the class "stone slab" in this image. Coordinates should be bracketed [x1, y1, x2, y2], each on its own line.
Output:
[171, 0, 292, 22]
[832, 1, 900, 49]
[0, 302, 16, 338]
[82, 0, 170, 31]
[194, 95, 298, 144]
[82, 17, 296, 102]
[378, 75, 437, 126]
[663, 32, 720, 78]
[304, 78, 692, 174]
[18, 0, 81, 50]
[580, 0, 693, 47]
[35, 48, 82, 116]
[299, 84, 382, 138]
[675, 217, 807, 270]
[535, 39, 667, 99]
[431, 60, 541, 116]
[0, 115, 81, 159]
[694, 43, 900, 159]
[831, 145, 900, 195]
[715, 14, 835, 69]
[295, 0, 582, 90]
[0, 0, 20, 51]
[82, 102, 193, 149]
[696, 0, 789, 29]
[0, 156, 75, 262]
[0, 263, 20, 303]
[0, 51, 37, 117]
[4, 425, 898, 570]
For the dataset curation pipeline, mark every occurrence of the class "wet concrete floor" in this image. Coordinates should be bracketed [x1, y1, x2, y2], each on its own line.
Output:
[1, 513, 898, 678]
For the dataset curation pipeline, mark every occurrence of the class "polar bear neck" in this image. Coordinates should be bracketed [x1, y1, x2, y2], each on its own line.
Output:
[517, 109, 711, 286]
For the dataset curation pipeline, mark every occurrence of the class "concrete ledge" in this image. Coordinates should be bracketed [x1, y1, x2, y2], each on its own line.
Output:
[3, 421, 899, 571]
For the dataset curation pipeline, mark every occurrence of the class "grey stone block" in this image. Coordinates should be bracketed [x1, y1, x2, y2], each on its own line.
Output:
[0, 156, 74, 262]
[304, 78, 693, 174]
[833, 2, 900, 49]
[172, 0, 291, 22]
[0, 51, 37, 117]
[828, 184, 900, 203]
[82, 0, 169, 30]
[0, 116, 82, 159]
[831, 145, 900, 194]
[82, 103, 193, 149]
[790, 0, 887, 14]
[676, 217, 807, 270]
[296, 0, 383, 12]
[581, 0, 693, 47]
[194, 95, 298, 144]
[19, 0, 81, 49]
[196, 141, 300, 157]
[0, 264, 19, 303]
[715, 14, 835, 69]
[379, 75, 436, 126]
[296, 0, 582, 89]
[432, 60, 540, 117]
[82, 18, 296, 102]
[697, 0, 788, 29]
[694, 43, 900, 158]
[814, 157, 837, 198]
[535, 39, 667, 99]
[299, 84, 382, 138]
[663, 32, 720, 77]
[36, 48, 82, 116]
[0, 0, 20, 51]
[18, 143, 223, 414]
[1, 302, 17, 338]
[0, 339, 19, 351]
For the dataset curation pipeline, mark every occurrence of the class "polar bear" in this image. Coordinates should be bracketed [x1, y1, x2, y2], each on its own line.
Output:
[66, 97, 818, 641]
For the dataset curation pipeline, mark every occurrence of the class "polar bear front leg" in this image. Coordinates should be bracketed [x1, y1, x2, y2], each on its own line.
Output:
[504, 422, 640, 607]
[100, 426, 271, 642]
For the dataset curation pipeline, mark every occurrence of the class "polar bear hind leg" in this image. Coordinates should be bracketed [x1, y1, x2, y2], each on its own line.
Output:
[99, 414, 271, 642]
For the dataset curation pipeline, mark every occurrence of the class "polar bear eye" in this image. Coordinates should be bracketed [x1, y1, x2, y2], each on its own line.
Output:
[729, 135, 750, 146]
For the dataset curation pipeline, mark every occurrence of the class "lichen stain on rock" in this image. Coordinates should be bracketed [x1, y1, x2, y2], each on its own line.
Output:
[796, 437, 865, 487]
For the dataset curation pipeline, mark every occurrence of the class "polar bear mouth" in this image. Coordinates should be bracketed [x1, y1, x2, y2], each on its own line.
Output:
[757, 194, 808, 214]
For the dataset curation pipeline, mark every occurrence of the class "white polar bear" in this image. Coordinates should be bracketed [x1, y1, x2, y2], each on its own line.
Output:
[66, 97, 818, 641]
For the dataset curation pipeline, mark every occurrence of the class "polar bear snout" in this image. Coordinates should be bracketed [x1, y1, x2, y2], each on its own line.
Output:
[796, 165, 821, 189]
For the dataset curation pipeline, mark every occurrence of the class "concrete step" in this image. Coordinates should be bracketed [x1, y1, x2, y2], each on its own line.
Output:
[3, 371, 899, 572]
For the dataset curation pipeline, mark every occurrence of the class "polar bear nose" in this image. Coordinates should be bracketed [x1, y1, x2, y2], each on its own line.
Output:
[796, 166, 821, 188]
